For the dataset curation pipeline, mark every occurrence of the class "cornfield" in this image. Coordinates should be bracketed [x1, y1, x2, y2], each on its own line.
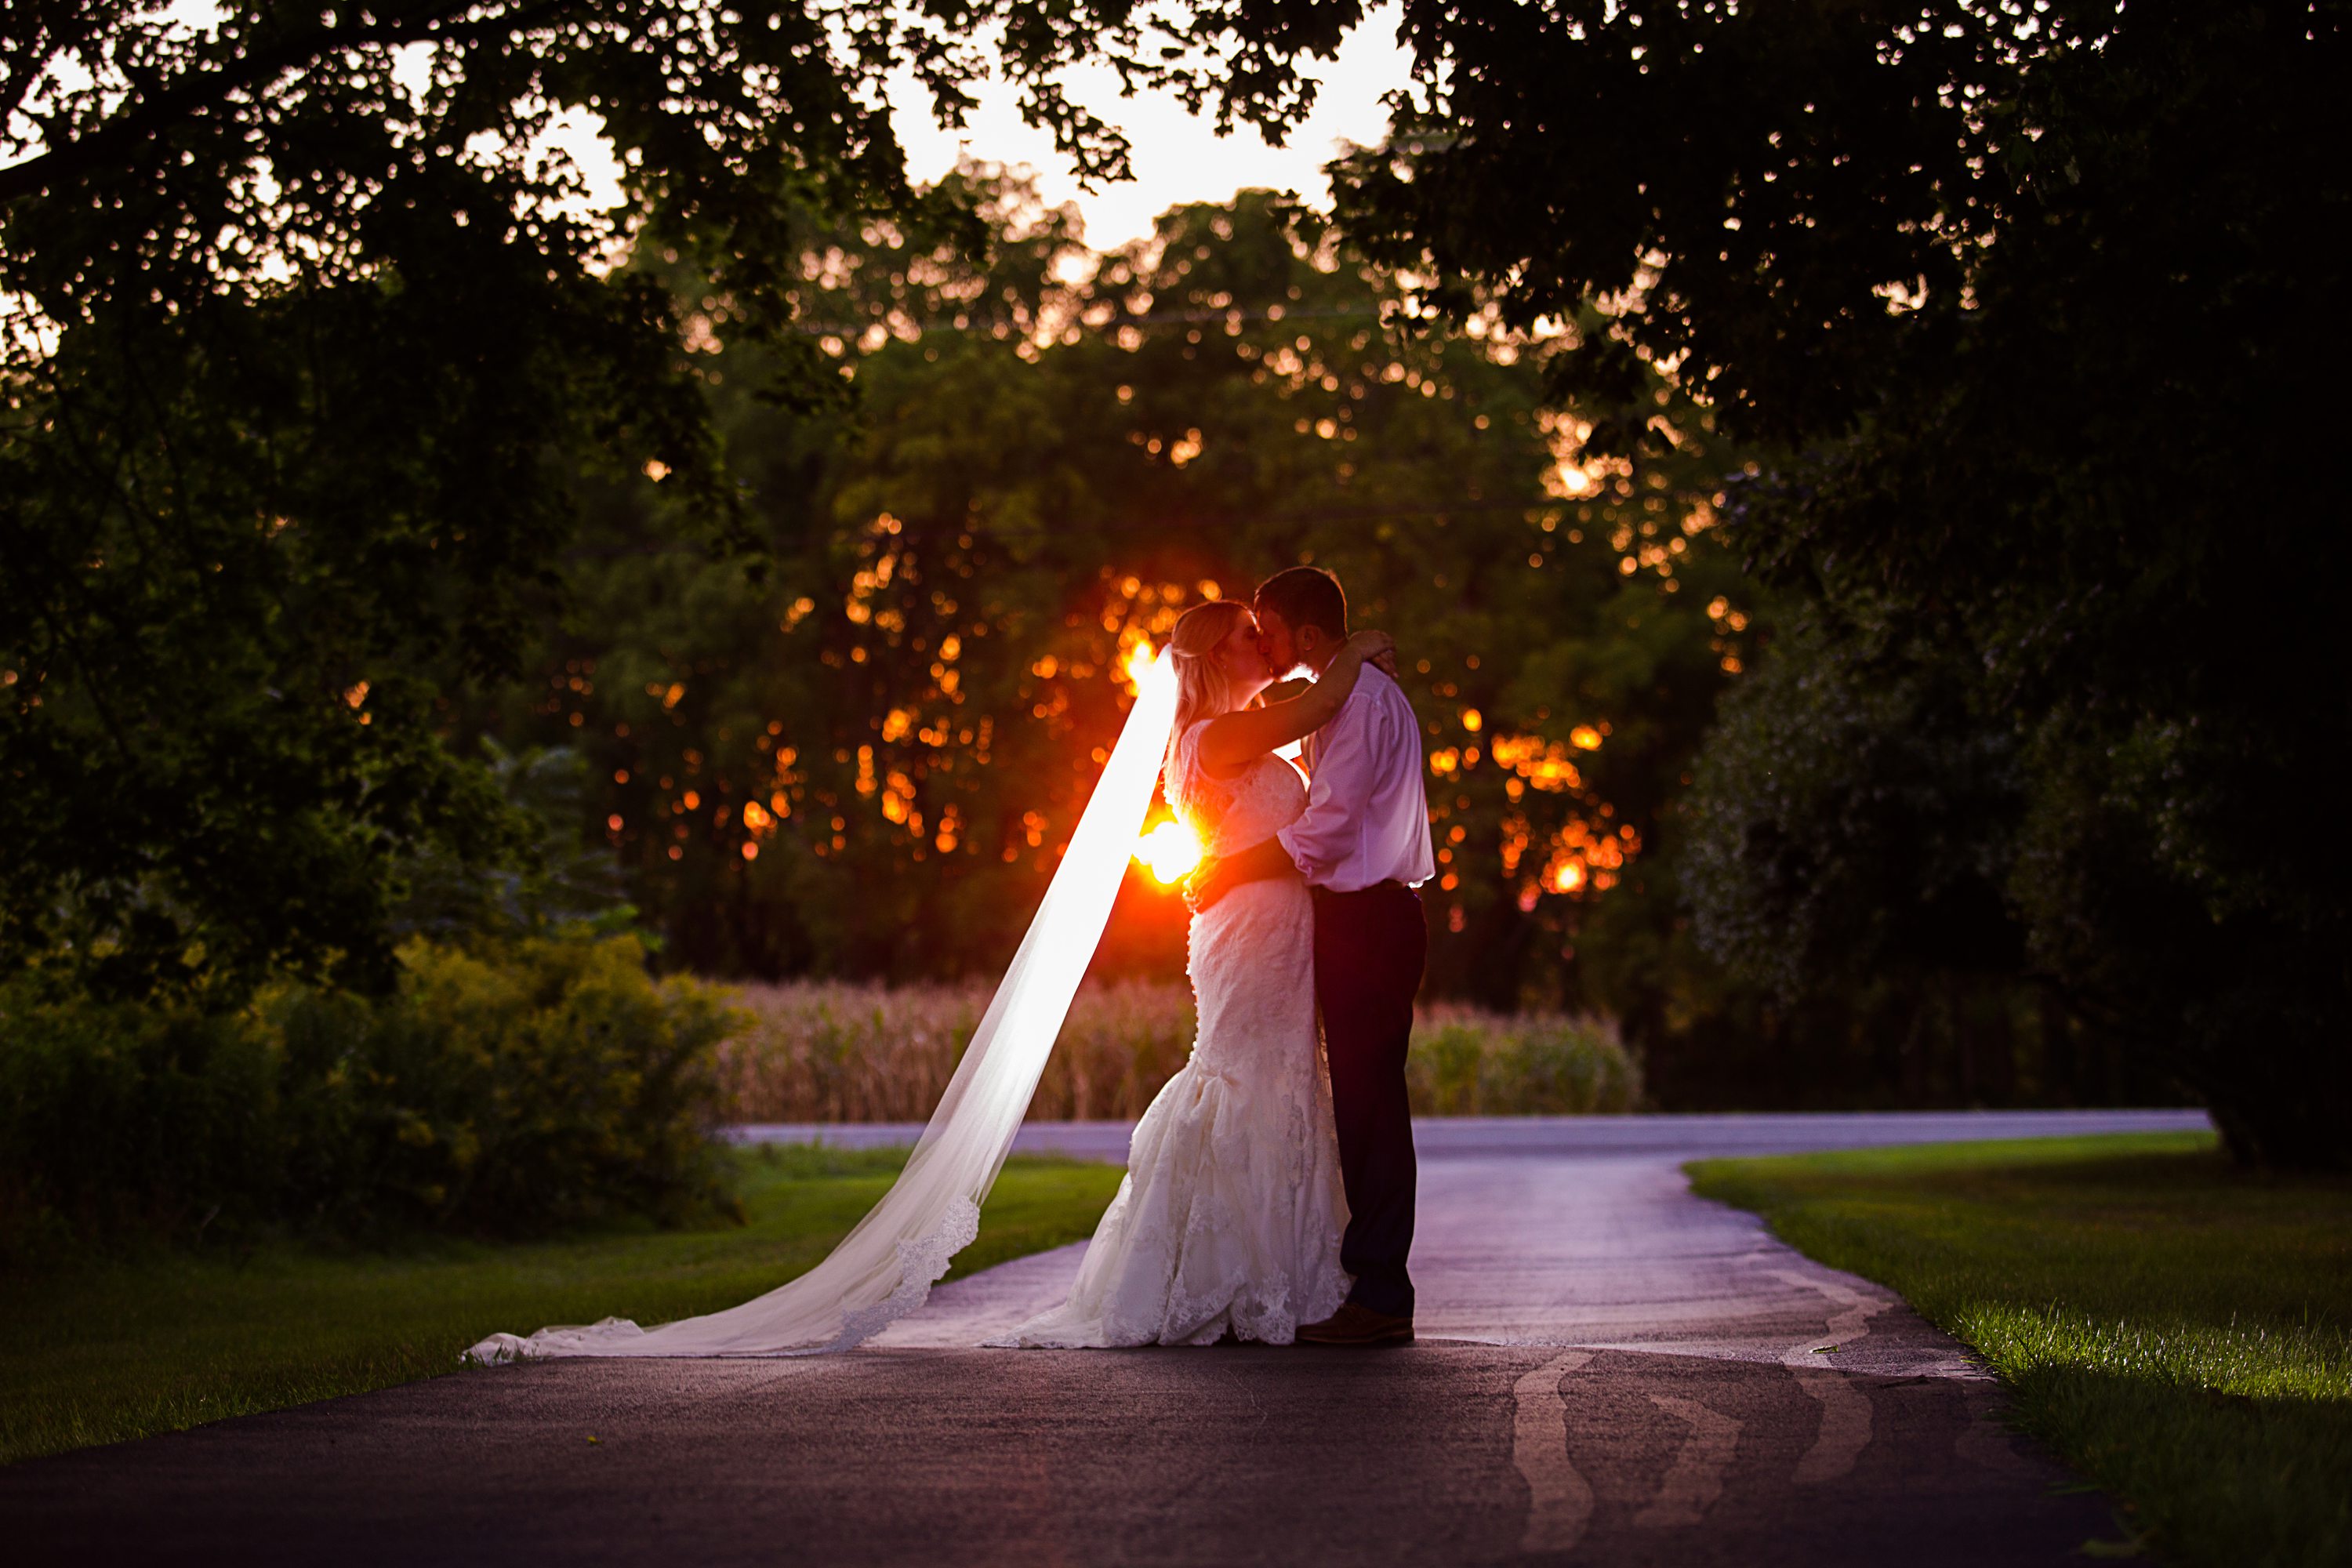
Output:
[717, 980, 1641, 1122]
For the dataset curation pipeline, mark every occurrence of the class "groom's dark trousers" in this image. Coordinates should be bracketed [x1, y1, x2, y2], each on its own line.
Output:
[1312, 880, 1428, 1319]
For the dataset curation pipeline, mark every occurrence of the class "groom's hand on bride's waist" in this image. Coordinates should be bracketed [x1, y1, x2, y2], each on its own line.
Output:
[1181, 858, 1221, 913]
[1183, 836, 1298, 913]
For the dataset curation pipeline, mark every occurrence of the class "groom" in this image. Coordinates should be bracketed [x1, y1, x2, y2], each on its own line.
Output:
[1189, 565, 1436, 1346]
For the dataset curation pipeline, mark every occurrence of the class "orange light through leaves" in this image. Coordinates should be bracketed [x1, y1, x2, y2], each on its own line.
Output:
[1136, 818, 1203, 884]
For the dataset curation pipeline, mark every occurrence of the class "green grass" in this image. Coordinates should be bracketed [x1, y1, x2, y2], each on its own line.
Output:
[0, 1144, 1121, 1466]
[1689, 1132, 2352, 1567]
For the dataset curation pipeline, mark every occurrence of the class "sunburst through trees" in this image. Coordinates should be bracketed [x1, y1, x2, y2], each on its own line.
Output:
[463, 172, 1755, 1014]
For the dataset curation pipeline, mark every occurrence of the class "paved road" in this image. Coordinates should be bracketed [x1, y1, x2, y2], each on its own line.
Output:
[5, 1110, 2203, 1565]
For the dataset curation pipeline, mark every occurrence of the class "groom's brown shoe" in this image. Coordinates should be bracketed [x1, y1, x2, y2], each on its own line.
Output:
[1296, 1302, 1414, 1346]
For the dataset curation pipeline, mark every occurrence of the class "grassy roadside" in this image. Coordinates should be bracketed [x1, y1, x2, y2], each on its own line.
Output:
[1688, 1132, 2352, 1568]
[0, 1145, 1121, 1466]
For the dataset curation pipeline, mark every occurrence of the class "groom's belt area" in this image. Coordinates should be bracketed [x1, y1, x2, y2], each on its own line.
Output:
[1309, 880, 1415, 899]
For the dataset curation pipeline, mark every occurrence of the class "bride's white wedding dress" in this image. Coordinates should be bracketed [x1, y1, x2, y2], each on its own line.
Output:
[996, 722, 1350, 1348]
[462, 658, 1343, 1364]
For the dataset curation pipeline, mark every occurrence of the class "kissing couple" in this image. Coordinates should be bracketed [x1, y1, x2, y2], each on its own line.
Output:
[1000, 565, 1435, 1348]
[466, 565, 1433, 1364]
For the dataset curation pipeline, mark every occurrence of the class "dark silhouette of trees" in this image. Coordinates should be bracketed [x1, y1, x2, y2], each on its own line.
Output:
[0, 0, 1335, 996]
[1287, 0, 2347, 1162]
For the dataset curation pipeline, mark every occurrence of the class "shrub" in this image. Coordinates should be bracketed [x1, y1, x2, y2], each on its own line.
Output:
[1406, 1005, 1642, 1115]
[0, 993, 281, 1247]
[0, 931, 742, 1252]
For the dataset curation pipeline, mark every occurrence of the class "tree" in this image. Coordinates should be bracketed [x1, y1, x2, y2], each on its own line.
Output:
[463, 175, 1759, 1011]
[0, 0, 1330, 996]
[1216, 0, 2349, 1161]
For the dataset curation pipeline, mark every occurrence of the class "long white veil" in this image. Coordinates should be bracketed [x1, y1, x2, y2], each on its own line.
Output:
[467, 648, 1181, 1362]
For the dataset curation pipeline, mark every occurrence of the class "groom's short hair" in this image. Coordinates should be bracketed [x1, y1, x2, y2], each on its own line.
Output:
[1254, 566, 1348, 641]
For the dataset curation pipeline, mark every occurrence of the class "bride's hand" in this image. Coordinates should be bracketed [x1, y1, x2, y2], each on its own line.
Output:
[1345, 629, 1399, 677]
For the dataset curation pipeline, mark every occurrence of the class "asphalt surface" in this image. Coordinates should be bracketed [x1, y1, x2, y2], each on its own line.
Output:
[5, 1109, 2205, 1565]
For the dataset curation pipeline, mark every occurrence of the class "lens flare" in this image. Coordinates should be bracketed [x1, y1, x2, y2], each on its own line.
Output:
[1135, 818, 1203, 884]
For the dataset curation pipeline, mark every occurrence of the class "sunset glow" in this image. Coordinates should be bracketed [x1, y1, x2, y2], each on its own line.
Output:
[1136, 818, 1204, 884]
[1123, 638, 1159, 691]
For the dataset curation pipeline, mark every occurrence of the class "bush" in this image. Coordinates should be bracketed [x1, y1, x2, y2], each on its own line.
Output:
[0, 931, 743, 1252]
[1407, 1006, 1642, 1116]
[719, 980, 1642, 1121]
[0, 996, 281, 1248]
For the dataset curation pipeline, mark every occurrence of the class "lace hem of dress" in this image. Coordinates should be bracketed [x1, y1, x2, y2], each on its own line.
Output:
[980, 1072, 1348, 1352]
[462, 1196, 982, 1364]
[986, 1236, 1348, 1350]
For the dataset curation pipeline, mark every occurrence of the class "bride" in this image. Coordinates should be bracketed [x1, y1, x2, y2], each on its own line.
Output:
[999, 601, 1392, 1348]
[465, 602, 1389, 1364]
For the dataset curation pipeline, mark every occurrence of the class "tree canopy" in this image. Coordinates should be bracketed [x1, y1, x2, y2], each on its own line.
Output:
[1299, 0, 2346, 1161]
[0, 0, 1337, 994]
[469, 177, 1751, 1012]
[4, 0, 2321, 1151]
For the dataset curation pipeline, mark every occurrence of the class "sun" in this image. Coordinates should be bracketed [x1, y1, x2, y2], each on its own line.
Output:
[1135, 818, 1203, 884]
[1123, 639, 1158, 691]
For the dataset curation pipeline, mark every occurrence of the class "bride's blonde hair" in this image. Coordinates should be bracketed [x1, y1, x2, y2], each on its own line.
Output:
[1163, 597, 1254, 812]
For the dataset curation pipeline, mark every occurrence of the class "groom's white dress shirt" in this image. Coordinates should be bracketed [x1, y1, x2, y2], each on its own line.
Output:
[1279, 664, 1437, 892]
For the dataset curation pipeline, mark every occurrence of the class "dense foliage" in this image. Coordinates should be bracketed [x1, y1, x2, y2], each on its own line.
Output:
[476, 178, 2161, 1111]
[0, 0, 1332, 997]
[1278, 0, 2345, 1160]
[0, 931, 742, 1250]
[1674, 618, 2166, 1109]
[460, 180, 1755, 1019]
[5, 1, 2281, 1135]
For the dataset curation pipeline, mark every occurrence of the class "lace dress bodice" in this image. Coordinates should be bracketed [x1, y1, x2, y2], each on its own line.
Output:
[1170, 720, 1307, 859]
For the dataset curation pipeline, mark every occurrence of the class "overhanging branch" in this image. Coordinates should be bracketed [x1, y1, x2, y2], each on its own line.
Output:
[0, 0, 573, 208]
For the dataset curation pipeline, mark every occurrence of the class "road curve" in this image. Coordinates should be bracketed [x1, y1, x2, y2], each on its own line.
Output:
[2, 1110, 2201, 1565]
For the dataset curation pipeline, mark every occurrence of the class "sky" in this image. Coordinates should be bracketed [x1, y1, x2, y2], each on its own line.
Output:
[19, 3, 1414, 260]
[884, 5, 1416, 252]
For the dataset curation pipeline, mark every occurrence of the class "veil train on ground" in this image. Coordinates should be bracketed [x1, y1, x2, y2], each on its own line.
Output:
[466, 649, 1181, 1363]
